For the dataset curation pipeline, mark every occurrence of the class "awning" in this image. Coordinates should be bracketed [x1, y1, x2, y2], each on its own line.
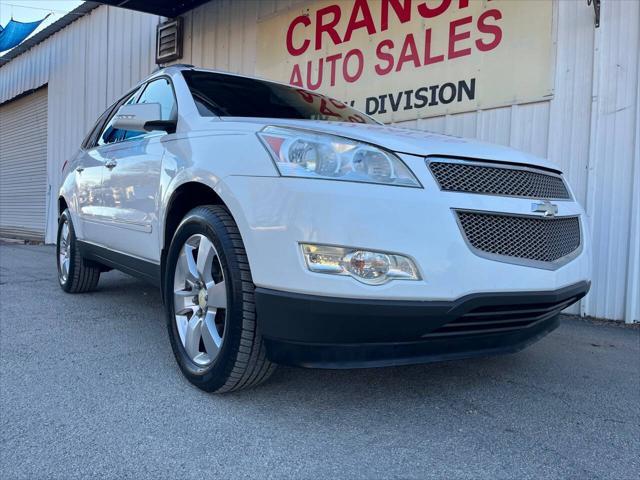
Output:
[0, 17, 48, 52]
[92, 1, 212, 18]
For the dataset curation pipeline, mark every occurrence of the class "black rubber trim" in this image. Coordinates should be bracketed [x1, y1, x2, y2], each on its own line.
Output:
[255, 281, 590, 368]
[77, 241, 161, 286]
[256, 281, 590, 343]
[264, 316, 561, 369]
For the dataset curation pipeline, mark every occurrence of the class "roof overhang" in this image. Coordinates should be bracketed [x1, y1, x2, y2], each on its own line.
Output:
[92, 0, 212, 18]
[0, 0, 212, 66]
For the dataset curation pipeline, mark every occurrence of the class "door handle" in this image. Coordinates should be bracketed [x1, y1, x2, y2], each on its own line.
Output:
[76, 167, 84, 173]
[105, 160, 117, 169]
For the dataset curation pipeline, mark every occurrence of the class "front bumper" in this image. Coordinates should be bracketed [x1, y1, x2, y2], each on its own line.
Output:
[219, 167, 591, 301]
[256, 281, 590, 368]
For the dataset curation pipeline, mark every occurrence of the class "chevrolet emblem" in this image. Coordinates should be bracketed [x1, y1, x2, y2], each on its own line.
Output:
[531, 200, 558, 217]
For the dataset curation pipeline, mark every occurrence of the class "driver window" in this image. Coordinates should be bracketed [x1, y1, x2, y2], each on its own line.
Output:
[136, 78, 176, 120]
[120, 78, 177, 142]
[97, 91, 139, 146]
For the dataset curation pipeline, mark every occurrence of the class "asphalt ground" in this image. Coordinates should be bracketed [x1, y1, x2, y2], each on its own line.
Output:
[1, 243, 638, 479]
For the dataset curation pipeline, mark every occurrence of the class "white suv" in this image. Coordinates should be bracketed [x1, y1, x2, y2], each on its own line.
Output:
[57, 65, 591, 392]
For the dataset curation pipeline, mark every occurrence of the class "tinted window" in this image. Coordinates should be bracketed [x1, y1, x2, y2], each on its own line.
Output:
[181, 71, 376, 124]
[136, 78, 176, 121]
[118, 78, 177, 141]
[97, 91, 139, 146]
[81, 107, 112, 149]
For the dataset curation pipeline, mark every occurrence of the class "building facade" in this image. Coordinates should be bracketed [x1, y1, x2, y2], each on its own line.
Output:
[0, 0, 638, 322]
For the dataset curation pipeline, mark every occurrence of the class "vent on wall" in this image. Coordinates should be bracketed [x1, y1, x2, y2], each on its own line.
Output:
[156, 18, 183, 64]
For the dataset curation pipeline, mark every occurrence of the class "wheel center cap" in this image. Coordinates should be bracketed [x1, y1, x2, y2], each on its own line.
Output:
[198, 289, 208, 310]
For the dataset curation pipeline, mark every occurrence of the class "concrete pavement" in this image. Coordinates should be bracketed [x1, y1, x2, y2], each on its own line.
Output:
[0, 244, 638, 479]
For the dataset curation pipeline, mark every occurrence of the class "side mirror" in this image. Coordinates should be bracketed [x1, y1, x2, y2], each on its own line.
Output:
[112, 103, 176, 133]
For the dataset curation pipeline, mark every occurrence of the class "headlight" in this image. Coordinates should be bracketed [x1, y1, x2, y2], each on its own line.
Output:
[301, 244, 421, 285]
[258, 126, 421, 187]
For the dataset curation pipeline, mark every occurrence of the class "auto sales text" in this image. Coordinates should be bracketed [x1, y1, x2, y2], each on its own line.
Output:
[286, 0, 502, 90]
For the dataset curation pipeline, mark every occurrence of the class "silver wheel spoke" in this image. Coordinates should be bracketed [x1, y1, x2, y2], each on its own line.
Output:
[182, 244, 200, 285]
[174, 289, 196, 315]
[176, 313, 189, 345]
[174, 289, 195, 297]
[175, 305, 196, 316]
[206, 280, 227, 309]
[184, 315, 203, 360]
[201, 311, 222, 357]
[61, 223, 69, 245]
[196, 236, 215, 281]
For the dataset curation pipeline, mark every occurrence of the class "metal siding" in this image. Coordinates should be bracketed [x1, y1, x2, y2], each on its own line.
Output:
[547, 0, 594, 206]
[0, 6, 159, 245]
[583, 0, 640, 322]
[627, 60, 640, 322]
[179, 0, 306, 75]
[0, 88, 48, 240]
[0, 1, 637, 321]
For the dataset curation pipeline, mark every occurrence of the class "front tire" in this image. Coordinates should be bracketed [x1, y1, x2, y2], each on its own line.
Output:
[56, 209, 101, 293]
[164, 205, 275, 393]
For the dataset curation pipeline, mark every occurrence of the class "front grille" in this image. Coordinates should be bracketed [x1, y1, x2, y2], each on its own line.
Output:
[456, 211, 581, 263]
[424, 295, 581, 337]
[429, 161, 570, 199]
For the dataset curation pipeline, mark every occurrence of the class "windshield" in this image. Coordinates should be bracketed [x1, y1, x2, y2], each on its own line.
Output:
[182, 70, 377, 124]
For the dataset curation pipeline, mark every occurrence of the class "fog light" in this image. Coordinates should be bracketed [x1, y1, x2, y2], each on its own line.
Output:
[301, 244, 421, 285]
[345, 251, 390, 280]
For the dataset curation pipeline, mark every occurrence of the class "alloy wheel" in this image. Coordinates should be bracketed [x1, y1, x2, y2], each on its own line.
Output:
[173, 234, 227, 366]
[58, 219, 71, 283]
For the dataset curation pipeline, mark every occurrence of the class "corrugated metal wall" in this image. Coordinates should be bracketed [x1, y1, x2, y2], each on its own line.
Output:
[583, 0, 640, 323]
[0, 1, 637, 322]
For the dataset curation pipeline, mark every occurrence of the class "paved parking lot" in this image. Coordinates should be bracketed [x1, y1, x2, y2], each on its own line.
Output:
[0, 243, 638, 479]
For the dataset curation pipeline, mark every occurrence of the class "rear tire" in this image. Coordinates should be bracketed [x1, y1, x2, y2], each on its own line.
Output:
[164, 205, 275, 393]
[56, 209, 101, 293]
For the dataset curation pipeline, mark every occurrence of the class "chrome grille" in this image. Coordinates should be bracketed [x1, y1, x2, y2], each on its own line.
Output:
[429, 161, 570, 199]
[456, 211, 581, 263]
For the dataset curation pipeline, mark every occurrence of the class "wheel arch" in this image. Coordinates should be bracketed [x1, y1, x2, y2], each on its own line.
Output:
[160, 181, 231, 303]
[162, 181, 229, 253]
[58, 195, 69, 217]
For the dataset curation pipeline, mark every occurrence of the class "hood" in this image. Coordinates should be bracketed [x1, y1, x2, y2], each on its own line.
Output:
[218, 117, 560, 172]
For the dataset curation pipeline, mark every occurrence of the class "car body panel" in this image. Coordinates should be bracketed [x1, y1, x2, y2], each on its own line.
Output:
[58, 65, 591, 305]
[98, 135, 164, 260]
[216, 117, 561, 172]
[216, 173, 590, 301]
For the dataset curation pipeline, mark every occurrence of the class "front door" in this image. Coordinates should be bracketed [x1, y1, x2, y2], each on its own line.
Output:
[76, 90, 140, 245]
[98, 135, 164, 261]
[99, 77, 177, 262]
[74, 147, 107, 243]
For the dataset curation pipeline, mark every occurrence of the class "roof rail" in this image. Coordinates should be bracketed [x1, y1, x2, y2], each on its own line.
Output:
[152, 63, 195, 73]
